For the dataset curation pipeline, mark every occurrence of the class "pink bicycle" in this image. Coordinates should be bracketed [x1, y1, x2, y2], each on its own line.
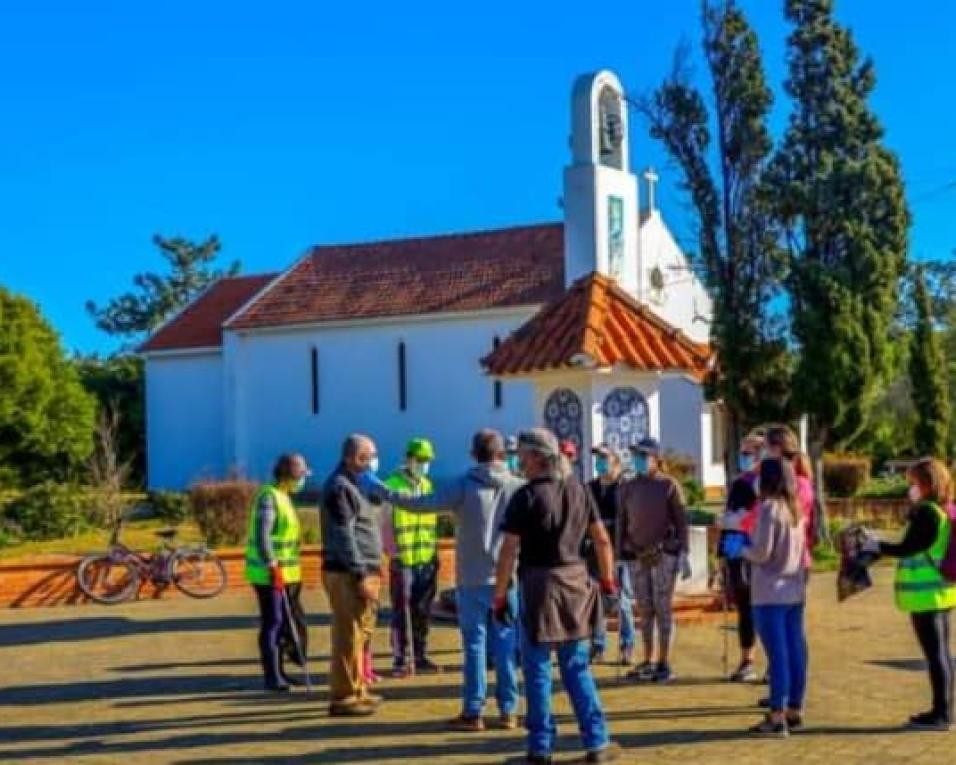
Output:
[76, 518, 227, 604]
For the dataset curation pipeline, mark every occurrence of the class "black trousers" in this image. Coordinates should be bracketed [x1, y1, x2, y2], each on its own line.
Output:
[910, 609, 954, 721]
[253, 582, 305, 686]
[726, 558, 755, 651]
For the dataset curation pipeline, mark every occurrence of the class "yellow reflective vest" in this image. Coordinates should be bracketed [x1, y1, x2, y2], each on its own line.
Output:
[386, 469, 436, 567]
[894, 502, 956, 613]
[244, 484, 302, 586]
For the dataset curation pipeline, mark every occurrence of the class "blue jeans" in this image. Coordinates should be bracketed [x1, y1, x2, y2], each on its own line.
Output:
[753, 603, 808, 711]
[521, 631, 609, 756]
[456, 585, 519, 717]
[592, 562, 635, 653]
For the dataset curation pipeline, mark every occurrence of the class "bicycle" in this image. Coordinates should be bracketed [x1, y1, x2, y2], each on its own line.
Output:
[76, 518, 228, 604]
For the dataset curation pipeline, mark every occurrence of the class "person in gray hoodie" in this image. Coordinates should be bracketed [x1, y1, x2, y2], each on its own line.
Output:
[363, 428, 523, 731]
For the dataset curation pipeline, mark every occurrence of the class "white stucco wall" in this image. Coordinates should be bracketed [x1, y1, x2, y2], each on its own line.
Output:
[638, 212, 712, 345]
[658, 375, 724, 489]
[223, 310, 538, 487]
[145, 351, 226, 489]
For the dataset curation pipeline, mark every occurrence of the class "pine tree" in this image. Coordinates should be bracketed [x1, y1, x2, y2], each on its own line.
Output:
[86, 234, 239, 344]
[640, 0, 792, 475]
[771, 0, 909, 466]
[910, 265, 950, 457]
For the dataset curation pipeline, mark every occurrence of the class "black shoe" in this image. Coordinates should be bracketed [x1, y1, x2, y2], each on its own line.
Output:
[907, 711, 953, 731]
[652, 662, 675, 683]
[749, 715, 788, 738]
[785, 711, 804, 731]
[757, 696, 770, 708]
[279, 673, 303, 687]
[264, 681, 291, 694]
[415, 657, 441, 674]
[589, 644, 605, 664]
[525, 754, 553, 765]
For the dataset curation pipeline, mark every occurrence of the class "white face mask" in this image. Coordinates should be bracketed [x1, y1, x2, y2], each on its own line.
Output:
[908, 484, 922, 504]
[418, 461, 431, 477]
[368, 457, 380, 475]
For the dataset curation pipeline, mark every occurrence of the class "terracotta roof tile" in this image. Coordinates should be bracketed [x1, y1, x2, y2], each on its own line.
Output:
[228, 223, 565, 330]
[139, 274, 276, 353]
[482, 272, 713, 380]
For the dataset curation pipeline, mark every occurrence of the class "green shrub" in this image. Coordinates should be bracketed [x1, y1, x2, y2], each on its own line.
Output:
[856, 475, 909, 499]
[687, 506, 716, 526]
[148, 490, 191, 525]
[437, 514, 456, 539]
[681, 478, 706, 509]
[823, 454, 871, 497]
[298, 506, 321, 545]
[189, 479, 258, 547]
[662, 450, 697, 484]
[0, 520, 21, 548]
[4, 482, 89, 540]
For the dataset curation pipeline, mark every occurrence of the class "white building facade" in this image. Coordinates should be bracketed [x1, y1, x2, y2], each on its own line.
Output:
[141, 70, 725, 493]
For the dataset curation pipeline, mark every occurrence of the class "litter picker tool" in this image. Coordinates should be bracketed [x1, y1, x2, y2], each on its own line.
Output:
[280, 588, 312, 692]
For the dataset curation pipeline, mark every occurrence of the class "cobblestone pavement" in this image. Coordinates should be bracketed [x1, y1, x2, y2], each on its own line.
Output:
[0, 569, 953, 764]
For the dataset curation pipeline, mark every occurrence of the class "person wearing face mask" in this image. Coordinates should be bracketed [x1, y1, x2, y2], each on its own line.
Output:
[244, 452, 311, 693]
[719, 433, 764, 682]
[587, 444, 636, 666]
[861, 458, 956, 731]
[505, 435, 522, 477]
[321, 434, 387, 716]
[618, 437, 690, 684]
[384, 438, 441, 676]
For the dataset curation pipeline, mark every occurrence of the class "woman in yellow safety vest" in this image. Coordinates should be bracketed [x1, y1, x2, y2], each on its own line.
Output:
[244, 452, 310, 692]
[864, 457, 956, 730]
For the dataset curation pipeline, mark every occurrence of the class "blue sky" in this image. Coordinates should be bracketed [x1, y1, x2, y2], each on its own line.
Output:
[1, 0, 954, 354]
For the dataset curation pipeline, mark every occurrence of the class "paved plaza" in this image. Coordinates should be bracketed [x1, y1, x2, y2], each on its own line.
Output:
[0, 569, 953, 764]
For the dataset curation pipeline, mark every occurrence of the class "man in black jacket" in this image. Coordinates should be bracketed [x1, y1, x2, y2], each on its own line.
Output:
[321, 433, 387, 716]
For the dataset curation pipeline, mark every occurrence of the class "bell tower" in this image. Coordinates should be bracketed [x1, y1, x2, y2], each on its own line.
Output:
[563, 71, 641, 297]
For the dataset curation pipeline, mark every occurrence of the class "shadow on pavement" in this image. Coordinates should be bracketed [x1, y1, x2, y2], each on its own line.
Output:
[0, 613, 333, 648]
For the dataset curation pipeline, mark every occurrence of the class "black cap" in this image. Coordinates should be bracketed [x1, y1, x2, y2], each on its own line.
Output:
[630, 437, 661, 456]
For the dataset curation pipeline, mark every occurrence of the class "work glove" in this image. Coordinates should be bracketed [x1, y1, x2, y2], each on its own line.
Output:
[679, 554, 693, 581]
[269, 562, 285, 592]
[492, 594, 514, 627]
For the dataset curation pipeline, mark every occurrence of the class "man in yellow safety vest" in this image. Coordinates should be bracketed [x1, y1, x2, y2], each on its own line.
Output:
[385, 437, 440, 676]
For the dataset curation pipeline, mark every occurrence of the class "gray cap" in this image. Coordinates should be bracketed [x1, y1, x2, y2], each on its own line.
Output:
[630, 436, 661, 456]
[517, 428, 560, 459]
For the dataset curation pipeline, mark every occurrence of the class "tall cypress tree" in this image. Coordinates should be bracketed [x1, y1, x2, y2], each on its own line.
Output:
[910, 265, 950, 457]
[640, 0, 792, 476]
[771, 0, 909, 470]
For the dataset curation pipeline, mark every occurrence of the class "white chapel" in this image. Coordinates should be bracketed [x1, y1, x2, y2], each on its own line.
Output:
[141, 70, 726, 493]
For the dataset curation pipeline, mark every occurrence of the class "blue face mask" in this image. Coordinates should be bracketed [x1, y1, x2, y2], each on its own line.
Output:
[738, 453, 755, 473]
[594, 456, 610, 476]
[506, 454, 520, 473]
[633, 454, 650, 476]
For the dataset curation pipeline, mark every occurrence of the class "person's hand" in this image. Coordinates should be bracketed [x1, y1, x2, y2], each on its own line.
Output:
[492, 594, 514, 626]
[357, 576, 380, 602]
[269, 562, 285, 591]
[679, 554, 693, 581]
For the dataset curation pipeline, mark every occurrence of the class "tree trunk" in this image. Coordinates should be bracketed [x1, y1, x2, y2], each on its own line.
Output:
[725, 406, 743, 493]
[809, 423, 830, 547]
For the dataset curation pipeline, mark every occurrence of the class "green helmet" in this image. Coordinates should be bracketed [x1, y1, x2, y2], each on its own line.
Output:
[406, 437, 436, 461]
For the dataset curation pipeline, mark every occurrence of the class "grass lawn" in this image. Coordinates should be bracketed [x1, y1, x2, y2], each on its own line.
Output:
[0, 518, 204, 560]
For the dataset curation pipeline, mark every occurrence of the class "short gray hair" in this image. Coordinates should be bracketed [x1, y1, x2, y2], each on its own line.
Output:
[518, 428, 561, 474]
[342, 433, 372, 460]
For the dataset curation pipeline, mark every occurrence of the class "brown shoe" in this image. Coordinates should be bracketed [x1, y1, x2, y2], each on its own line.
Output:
[447, 714, 485, 732]
[360, 693, 383, 707]
[496, 713, 520, 730]
[329, 700, 376, 717]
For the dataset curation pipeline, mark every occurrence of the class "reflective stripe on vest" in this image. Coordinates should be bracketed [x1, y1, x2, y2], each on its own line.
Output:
[244, 485, 302, 585]
[386, 471, 436, 567]
[894, 502, 956, 613]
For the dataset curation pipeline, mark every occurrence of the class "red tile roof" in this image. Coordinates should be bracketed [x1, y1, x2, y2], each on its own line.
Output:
[482, 271, 713, 380]
[227, 223, 565, 330]
[139, 274, 276, 353]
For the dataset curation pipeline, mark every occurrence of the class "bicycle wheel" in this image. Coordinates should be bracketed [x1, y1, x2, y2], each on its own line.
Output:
[172, 548, 227, 598]
[76, 554, 140, 604]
